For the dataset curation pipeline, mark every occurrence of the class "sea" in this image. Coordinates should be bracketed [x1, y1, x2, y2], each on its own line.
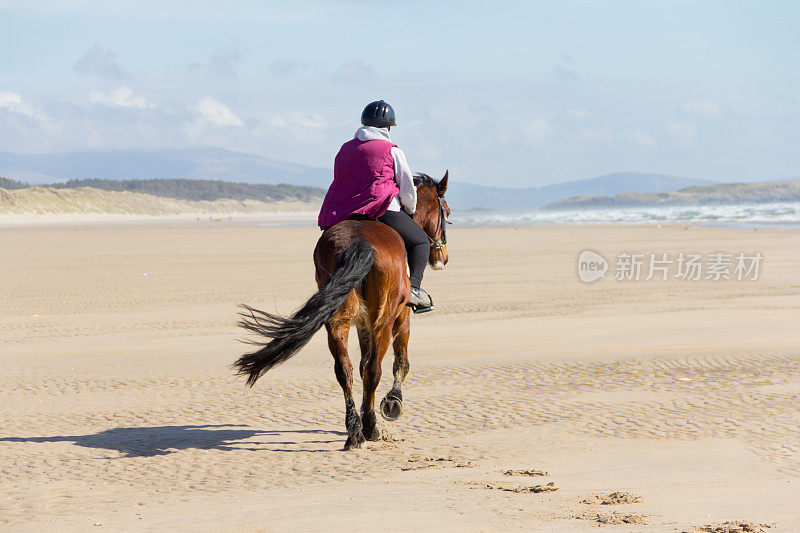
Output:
[451, 202, 800, 230]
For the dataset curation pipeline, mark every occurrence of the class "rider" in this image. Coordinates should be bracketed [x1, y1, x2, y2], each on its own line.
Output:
[318, 100, 432, 313]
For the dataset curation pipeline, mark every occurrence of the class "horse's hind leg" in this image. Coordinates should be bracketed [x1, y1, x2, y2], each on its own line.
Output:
[360, 324, 392, 441]
[326, 318, 364, 450]
[381, 307, 410, 422]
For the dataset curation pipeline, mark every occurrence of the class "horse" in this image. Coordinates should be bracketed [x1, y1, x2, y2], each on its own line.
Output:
[233, 171, 450, 449]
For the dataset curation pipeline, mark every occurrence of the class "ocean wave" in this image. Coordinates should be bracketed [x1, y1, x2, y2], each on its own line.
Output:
[452, 202, 800, 229]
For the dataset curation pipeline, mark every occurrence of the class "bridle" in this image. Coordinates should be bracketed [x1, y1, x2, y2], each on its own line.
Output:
[428, 193, 450, 259]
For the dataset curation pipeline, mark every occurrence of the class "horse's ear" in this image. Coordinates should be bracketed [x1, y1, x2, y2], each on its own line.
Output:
[437, 170, 449, 196]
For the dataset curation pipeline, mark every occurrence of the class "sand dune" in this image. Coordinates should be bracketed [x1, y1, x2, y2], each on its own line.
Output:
[1, 221, 798, 531]
[0, 186, 320, 215]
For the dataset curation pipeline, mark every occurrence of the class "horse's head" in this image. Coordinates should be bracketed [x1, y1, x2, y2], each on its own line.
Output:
[412, 170, 451, 270]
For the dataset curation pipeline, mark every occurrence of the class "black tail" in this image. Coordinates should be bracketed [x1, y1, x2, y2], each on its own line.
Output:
[233, 239, 374, 386]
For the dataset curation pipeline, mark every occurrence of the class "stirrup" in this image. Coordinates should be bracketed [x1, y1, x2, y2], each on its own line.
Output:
[409, 288, 434, 314]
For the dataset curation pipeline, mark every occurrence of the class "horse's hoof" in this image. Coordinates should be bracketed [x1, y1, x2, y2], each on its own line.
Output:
[380, 396, 403, 421]
[363, 425, 381, 441]
[344, 431, 365, 450]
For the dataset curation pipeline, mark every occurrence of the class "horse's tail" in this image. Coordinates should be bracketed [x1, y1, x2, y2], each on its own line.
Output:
[233, 239, 374, 387]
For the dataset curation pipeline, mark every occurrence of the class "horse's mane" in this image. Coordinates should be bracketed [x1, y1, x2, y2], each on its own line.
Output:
[413, 172, 440, 188]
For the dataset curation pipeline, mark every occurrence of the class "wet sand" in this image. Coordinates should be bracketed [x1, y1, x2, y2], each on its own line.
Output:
[1, 220, 798, 531]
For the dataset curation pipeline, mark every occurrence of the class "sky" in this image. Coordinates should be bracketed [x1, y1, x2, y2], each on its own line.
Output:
[0, 0, 798, 187]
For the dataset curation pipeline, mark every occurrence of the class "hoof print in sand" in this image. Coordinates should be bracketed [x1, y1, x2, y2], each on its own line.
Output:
[688, 521, 773, 533]
[401, 456, 476, 471]
[482, 481, 558, 493]
[581, 491, 644, 505]
[502, 469, 549, 477]
[575, 511, 651, 525]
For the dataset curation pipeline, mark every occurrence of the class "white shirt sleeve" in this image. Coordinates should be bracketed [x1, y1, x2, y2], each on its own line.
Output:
[391, 146, 417, 214]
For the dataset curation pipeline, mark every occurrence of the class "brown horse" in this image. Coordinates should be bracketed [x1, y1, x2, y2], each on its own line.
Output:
[234, 171, 450, 449]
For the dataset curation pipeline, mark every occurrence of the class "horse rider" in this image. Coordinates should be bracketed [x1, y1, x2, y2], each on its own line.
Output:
[318, 100, 433, 313]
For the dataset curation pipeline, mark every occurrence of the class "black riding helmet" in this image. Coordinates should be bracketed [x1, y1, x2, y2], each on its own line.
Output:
[361, 100, 396, 128]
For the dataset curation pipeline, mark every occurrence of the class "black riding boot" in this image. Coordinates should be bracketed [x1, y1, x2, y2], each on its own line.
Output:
[376, 210, 433, 312]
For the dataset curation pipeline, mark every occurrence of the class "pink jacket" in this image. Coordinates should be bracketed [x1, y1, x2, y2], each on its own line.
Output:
[318, 138, 399, 229]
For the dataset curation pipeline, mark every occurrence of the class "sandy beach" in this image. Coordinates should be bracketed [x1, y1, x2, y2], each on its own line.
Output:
[1, 220, 798, 532]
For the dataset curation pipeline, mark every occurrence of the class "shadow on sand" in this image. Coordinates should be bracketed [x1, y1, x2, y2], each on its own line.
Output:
[0, 425, 346, 457]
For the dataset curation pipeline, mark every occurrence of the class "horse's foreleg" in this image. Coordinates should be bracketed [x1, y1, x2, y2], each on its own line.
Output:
[326, 320, 363, 450]
[381, 307, 410, 422]
[360, 325, 391, 441]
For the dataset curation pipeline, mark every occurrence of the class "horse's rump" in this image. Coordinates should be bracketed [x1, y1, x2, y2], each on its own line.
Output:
[315, 220, 410, 324]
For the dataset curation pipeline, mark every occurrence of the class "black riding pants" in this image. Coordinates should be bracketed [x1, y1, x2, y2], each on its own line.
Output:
[377, 209, 429, 289]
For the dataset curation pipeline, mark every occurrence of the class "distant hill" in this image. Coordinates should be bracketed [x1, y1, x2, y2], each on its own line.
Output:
[0, 149, 718, 210]
[446, 172, 716, 210]
[545, 180, 800, 209]
[0, 149, 333, 188]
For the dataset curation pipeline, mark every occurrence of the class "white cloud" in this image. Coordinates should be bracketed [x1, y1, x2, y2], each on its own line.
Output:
[0, 90, 47, 121]
[87, 87, 154, 109]
[270, 110, 327, 129]
[679, 98, 722, 118]
[666, 121, 696, 144]
[190, 96, 243, 127]
[629, 130, 656, 148]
